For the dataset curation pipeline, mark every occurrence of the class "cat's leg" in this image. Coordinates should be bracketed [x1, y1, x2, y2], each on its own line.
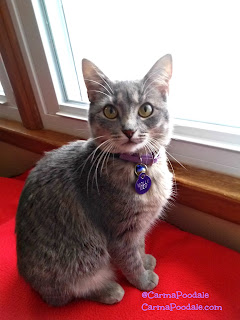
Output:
[86, 281, 125, 305]
[72, 266, 124, 305]
[139, 238, 156, 271]
[110, 242, 159, 291]
[38, 286, 74, 307]
[37, 265, 124, 306]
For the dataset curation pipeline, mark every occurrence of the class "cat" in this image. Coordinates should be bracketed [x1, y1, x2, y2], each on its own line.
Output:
[15, 54, 173, 306]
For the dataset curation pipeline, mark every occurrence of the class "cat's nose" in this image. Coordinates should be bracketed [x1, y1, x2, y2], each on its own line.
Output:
[122, 130, 135, 139]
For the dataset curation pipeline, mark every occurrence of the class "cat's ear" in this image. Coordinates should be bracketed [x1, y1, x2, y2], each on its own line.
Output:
[82, 59, 112, 102]
[143, 54, 172, 95]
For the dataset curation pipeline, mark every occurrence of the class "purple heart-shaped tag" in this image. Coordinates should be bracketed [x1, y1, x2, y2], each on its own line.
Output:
[135, 173, 151, 194]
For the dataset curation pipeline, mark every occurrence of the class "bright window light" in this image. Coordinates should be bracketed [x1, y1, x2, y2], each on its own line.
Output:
[41, 0, 240, 128]
[0, 82, 4, 96]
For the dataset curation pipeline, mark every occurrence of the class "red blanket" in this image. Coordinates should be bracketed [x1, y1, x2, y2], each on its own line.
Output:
[0, 175, 239, 320]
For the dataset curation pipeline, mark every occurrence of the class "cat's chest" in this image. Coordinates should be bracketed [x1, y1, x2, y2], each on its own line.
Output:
[104, 160, 172, 215]
[85, 159, 172, 238]
[101, 162, 171, 238]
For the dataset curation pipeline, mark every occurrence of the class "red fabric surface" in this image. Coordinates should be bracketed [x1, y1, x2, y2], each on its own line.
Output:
[0, 175, 240, 320]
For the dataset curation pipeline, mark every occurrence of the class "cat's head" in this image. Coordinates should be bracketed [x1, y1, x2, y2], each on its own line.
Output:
[82, 55, 172, 154]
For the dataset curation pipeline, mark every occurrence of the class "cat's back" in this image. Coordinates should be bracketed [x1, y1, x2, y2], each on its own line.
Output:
[17, 139, 86, 200]
[15, 139, 87, 234]
[15, 139, 109, 284]
[16, 139, 94, 230]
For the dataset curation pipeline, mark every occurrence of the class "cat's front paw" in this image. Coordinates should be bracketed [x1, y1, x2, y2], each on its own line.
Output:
[137, 270, 159, 291]
[143, 254, 156, 270]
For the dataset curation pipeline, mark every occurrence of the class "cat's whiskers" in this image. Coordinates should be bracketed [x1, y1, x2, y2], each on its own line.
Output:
[149, 138, 178, 196]
[89, 135, 105, 142]
[95, 69, 114, 94]
[79, 138, 109, 179]
[87, 139, 112, 192]
[165, 150, 187, 170]
[100, 143, 114, 177]
[99, 148, 109, 178]
[92, 141, 113, 193]
[82, 137, 106, 165]
[144, 144, 154, 160]
[147, 139, 160, 155]
[92, 150, 105, 194]
[165, 153, 177, 195]
[151, 138, 169, 158]
[84, 78, 112, 96]
[144, 142, 153, 159]
[143, 142, 151, 155]
[90, 138, 114, 163]
[143, 145, 148, 158]
[78, 142, 99, 176]
[88, 139, 114, 194]
[87, 148, 105, 194]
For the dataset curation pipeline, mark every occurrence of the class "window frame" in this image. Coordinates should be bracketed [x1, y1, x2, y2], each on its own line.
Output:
[2, 0, 240, 177]
[0, 55, 21, 121]
[0, 0, 43, 129]
[0, 56, 15, 105]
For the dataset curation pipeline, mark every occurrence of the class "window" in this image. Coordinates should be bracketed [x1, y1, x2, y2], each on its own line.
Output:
[3, 0, 240, 176]
[0, 55, 20, 121]
[35, 0, 240, 126]
[0, 82, 5, 98]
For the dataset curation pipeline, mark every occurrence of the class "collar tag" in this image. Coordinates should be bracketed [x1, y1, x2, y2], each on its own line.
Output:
[134, 163, 147, 176]
[135, 173, 151, 194]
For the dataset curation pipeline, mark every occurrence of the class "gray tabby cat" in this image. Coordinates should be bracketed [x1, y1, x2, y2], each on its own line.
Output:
[15, 54, 173, 306]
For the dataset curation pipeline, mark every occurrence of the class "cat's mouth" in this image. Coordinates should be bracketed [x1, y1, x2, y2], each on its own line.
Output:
[123, 140, 137, 145]
[117, 138, 146, 153]
[108, 134, 148, 153]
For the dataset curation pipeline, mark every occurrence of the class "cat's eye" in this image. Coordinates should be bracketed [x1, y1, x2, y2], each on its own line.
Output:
[138, 104, 153, 118]
[103, 105, 118, 119]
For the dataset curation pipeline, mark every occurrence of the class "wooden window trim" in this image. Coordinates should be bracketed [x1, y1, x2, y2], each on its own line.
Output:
[172, 163, 240, 225]
[0, 118, 75, 153]
[0, 0, 43, 130]
[0, 118, 239, 225]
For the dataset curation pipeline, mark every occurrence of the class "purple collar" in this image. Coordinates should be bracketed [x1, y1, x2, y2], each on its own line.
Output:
[118, 153, 160, 165]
